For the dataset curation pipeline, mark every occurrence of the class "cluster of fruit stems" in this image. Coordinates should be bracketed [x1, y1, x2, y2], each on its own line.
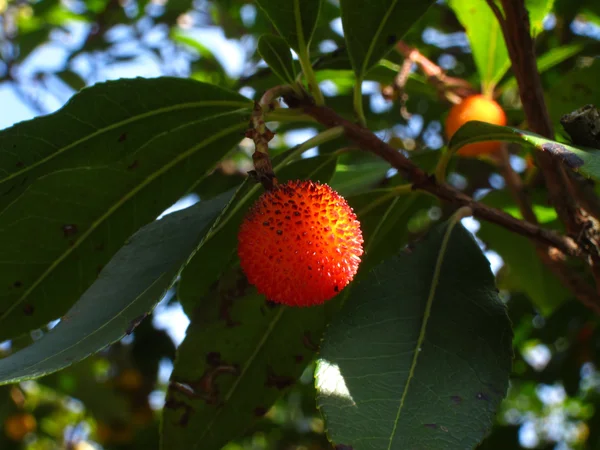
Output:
[247, 0, 600, 311]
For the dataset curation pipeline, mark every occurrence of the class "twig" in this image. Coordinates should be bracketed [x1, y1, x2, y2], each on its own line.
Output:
[394, 41, 477, 104]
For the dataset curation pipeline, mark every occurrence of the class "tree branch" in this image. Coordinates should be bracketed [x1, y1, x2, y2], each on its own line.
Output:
[283, 95, 588, 259]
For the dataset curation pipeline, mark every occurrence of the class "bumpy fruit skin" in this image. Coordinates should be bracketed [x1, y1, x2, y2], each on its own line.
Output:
[238, 180, 363, 307]
[445, 94, 507, 156]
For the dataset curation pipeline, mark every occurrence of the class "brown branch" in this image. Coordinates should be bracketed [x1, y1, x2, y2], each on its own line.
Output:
[496, 146, 600, 308]
[491, 0, 584, 237]
[283, 96, 586, 257]
[487, 0, 600, 299]
[394, 41, 477, 104]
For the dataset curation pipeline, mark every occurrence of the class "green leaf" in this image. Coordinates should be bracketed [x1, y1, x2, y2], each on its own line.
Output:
[546, 58, 600, 125]
[349, 190, 438, 275]
[254, 0, 321, 53]
[448, 0, 555, 95]
[316, 221, 512, 449]
[177, 153, 338, 315]
[0, 77, 251, 210]
[0, 78, 251, 340]
[329, 151, 390, 197]
[447, 0, 509, 95]
[161, 268, 340, 450]
[340, 0, 436, 80]
[257, 34, 299, 88]
[499, 44, 584, 91]
[478, 190, 569, 314]
[449, 121, 600, 180]
[0, 191, 232, 385]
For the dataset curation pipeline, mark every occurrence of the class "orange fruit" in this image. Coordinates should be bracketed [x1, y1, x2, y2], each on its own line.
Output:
[4, 413, 36, 441]
[238, 180, 363, 307]
[445, 94, 507, 156]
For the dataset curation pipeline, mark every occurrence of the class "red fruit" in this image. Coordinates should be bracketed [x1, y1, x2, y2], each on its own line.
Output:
[238, 180, 364, 307]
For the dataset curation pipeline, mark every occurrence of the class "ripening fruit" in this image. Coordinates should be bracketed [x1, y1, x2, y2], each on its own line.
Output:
[4, 413, 36, 441]
[238, 180, 363, 307]
[445, 94, 507, 157]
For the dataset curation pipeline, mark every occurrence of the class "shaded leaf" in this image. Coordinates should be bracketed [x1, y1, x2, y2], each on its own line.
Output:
[254, 0, 322, 53]
[478, 190, 569, 314]
[316, 222, 512, 449]
[161, 268, 339, 450]
[546, 58, 600, 125]
[499, 44, 584, 91]
[0, 78, 251, 340]
[449, 121, 600, 180]
[340, 0, 436, 80]
[0, 191, 233, 385]
[350, 190, 438, 275]
[257, 34, 299, 87]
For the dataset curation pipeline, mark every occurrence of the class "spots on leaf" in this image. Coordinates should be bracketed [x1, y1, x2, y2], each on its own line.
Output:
[476, 392, 490, 401]
[265, 367, 295, 390]
[127, 160, 139, 170]
[540, 143, 584, 169]
[450, 395, 462, 405]
[62, 224, 78, 238]
[254, 406, 267, 416]
[23, 304, 34, 316]
[13, 281, 22, 288]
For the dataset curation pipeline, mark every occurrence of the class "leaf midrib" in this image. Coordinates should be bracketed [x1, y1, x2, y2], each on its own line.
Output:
[0, 100, 250, 189]
[263, 37, 295, 83]
[359, 0, 400, 77]
[387, 221, 461, 449]
[0, 113, 248, 323]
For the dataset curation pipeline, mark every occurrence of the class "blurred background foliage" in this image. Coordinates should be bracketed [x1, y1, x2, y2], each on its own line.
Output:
[1, 0, 600, 448]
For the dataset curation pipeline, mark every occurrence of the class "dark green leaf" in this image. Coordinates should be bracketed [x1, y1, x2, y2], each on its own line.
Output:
[546, 58, 600, 125]
[499, 44, 584, 91]
[257, 34, 299, 87]
[316, 222, 512, 449]
[0, 191, 232, 385]
[449, 121, 600, 180]
[0, 77, 251, 209]
[340, 0, 436, 80]
[0, 78, 251, 340]
[478, 190, 569, 314]
[161, 268, 339, 450]
[254, 0, 322, 53]
[350, 189, 438, 275]
[329, 151, 390, 196]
